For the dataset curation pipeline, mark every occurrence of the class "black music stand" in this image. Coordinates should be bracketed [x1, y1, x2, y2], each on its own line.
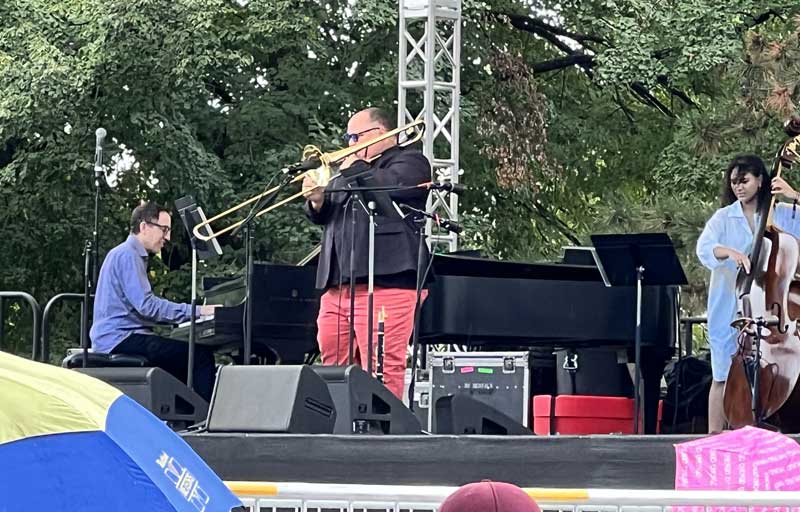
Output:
[175, 196, 223, 392]
[590, 233, 687, 434]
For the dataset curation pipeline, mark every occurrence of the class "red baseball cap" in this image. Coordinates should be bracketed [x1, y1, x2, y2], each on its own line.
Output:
[439, 481, 541, 512]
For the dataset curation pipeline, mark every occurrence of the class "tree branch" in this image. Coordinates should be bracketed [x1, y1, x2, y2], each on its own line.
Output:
[496, 190, 582, 245]
[630, 82, 676, 118]
[502, 12, 595, 80]
[531, 201, 582, 246]
[613, 88, 637, 127]
[504, 13, 586, 57]
[657, 76, 697, 108]
[500, 12, 606, 45]
[532, 54, 594, 73]
[499, 10, 695, 116]
[747, 9, 781, 28]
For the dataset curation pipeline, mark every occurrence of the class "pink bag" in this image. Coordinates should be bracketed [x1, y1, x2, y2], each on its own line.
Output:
[674, 426, 800, 512]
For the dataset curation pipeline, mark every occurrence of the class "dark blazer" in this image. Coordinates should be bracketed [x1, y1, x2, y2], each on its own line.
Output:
[304, 145, 431, 290]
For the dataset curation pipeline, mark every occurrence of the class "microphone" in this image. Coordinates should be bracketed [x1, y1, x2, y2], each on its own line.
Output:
[399, 203, 464, 234]
[438, 218, 463, 234]
[283, 157, 321, 174]
[94, 127, 106, 177]
[427, 181, 467, 194]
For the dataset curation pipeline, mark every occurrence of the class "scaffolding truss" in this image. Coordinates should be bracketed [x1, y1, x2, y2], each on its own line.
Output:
[398, 0, 462, 252]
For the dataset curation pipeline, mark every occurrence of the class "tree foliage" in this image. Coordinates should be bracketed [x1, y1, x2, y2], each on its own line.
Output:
[2, 0, 800, 358]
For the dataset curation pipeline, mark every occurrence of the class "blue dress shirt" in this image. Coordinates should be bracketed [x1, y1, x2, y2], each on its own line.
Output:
[696, 202, 800, 380]
[90, 235, 194, 353]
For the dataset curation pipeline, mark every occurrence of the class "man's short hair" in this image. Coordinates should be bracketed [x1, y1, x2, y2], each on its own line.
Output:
[365, 107, 396, 131]
[130, 201, 170, 234]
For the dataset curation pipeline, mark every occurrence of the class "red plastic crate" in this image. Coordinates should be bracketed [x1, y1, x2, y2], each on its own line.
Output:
[532, 395, 662, 435]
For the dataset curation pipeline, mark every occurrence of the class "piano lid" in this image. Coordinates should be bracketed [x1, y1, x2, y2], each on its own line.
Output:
[430, 253, 604, 282]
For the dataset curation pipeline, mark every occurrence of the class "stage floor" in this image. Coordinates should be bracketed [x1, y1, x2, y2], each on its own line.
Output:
[183, 433, 713, 489]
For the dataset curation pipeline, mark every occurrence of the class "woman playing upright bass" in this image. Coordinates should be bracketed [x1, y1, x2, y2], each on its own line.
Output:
[696, 154, 800, 433]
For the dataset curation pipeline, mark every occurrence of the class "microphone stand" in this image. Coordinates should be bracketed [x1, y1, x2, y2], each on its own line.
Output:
[187, 246, 197, 389]
[81, 137, 104, 368]
[337, 183, 374, 374]
[399, 204, 463, 236]
[80, 238, 92, 368]
[407, 213, 430, 412]
[230, 170, 295, 365]
[398, 203, 462, 412]
[347, 191, 357, 365]
[324, 180, 423, 382]
[312, 178, 358, 367]
[365, 198, 378, 377]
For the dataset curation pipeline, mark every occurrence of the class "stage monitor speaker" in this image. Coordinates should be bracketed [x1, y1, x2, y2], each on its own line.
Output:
[435, 394, 532, 435]
[313, 365, 421, 435]
[76, 367, 208, 427]
[206, 365, 336, 433]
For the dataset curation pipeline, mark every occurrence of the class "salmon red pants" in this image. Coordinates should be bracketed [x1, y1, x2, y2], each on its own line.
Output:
[317, 285, 425, 399]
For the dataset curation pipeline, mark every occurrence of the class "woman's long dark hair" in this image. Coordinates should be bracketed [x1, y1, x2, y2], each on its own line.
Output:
[720, 154, 771, 208]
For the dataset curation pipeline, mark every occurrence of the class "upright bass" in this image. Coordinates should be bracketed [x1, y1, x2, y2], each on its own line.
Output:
[724, 118, 800, 432]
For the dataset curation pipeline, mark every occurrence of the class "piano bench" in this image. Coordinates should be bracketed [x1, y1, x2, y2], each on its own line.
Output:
[61, 350, 150, 369]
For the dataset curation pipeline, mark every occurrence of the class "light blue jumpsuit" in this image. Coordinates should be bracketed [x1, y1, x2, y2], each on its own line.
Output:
[697, 201, 800, 380]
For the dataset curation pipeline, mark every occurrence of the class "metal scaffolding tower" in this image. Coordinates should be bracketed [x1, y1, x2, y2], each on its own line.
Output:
[398, 0, 461, 252]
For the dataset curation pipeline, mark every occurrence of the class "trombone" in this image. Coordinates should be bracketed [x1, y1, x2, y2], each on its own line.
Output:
[193, 120, 425, 242]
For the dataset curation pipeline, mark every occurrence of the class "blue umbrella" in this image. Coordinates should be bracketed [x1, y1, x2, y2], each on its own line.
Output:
[0, 351, 243, 512]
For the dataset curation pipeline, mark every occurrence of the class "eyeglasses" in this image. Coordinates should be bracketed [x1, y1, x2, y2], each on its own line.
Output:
[146, 221, 171, 236]
[343, 127, 381, 144]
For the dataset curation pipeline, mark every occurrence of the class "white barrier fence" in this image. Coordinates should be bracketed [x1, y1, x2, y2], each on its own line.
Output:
[226, 481, 800, 512]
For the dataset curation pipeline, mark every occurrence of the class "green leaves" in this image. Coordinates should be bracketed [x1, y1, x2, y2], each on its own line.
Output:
[4, 0, 800, 359]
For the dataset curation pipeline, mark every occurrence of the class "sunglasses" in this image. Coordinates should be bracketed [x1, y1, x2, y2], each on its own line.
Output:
[343, 127, 381, 144]
[146, 221, 171, 235]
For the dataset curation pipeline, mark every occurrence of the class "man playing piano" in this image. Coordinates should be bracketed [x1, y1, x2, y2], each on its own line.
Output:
[90, 201, 218, 401]
[302, 107, 431, 399]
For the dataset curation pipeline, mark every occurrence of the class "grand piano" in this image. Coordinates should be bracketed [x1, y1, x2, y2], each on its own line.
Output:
[172, 249, 678, 434]
[171, 262, 320, 364]
[171, 196, 321, 364]
[418, 251, 680, 434]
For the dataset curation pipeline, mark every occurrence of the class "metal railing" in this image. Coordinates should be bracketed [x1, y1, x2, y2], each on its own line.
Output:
[679, 316, 707, 356]
[0, 292, 42, 361]
[41, 293, 88, 363]
[228, 482, 800, 512]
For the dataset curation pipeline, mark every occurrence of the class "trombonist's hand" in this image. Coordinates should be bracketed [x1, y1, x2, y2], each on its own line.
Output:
[772, 176, 800, 201]
[339, 153, 363, 170]
[303, 174, 324, 211]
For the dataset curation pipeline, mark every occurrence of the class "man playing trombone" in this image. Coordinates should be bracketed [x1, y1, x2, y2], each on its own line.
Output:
[302, 107, 431, 399]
